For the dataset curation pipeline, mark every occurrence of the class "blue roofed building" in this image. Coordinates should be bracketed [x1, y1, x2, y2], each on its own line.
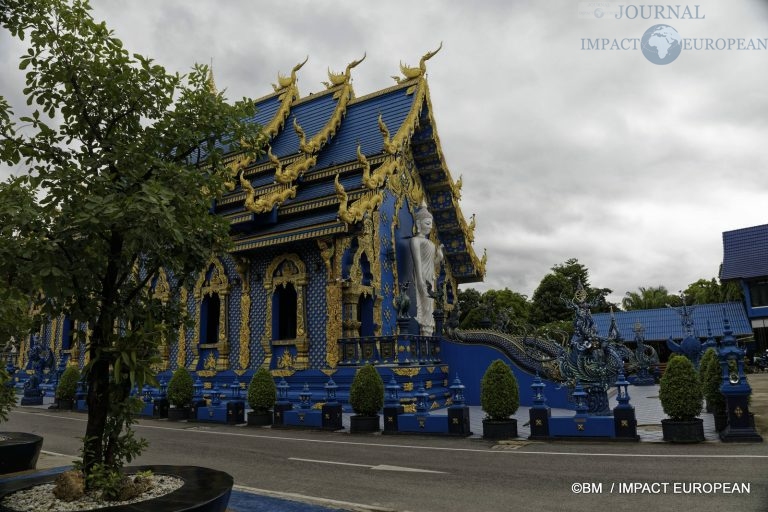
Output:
[592, 302, 752, 362]
[15, 49, 486, 404]
[720, 223, 768, 355]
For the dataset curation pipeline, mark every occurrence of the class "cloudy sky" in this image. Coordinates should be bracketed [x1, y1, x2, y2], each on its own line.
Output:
[1, 0, 767, 304]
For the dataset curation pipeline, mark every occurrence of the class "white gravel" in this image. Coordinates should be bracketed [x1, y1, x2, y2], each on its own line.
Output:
[1, 474, 184, 511]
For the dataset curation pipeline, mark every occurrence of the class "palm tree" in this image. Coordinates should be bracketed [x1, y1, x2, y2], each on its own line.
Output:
[622, 286, 681, 310]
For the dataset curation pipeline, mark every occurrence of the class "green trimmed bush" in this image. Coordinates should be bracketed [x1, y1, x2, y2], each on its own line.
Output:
[247, 368, 276, 412]
[701, 348, 725, 413]
[659, 355, 703, 421]
[56, 365, 80, 401]
[349, 365, 384, 416]
[480, 359, 520, 420]
[167, 367, 194, 408]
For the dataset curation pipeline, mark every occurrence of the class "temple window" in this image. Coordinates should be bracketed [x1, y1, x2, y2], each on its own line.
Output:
[62, 316, 74, 351]
[193, 259, 230, 371]
[358, 294, 374, 337]
[749, 279, 768, 308]
[201, 293, 221, 343]
[274, 283, 298, 340]
[262, 253, 309, 369]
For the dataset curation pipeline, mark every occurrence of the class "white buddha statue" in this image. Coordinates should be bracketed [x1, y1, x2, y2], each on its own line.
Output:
[409, 203, 444, 336]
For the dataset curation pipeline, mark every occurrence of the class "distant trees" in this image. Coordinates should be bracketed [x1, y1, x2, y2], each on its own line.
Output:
[457, 258, 613, 337]
[683, 278, 742, 304]
[455, 259, 745, 335]
[622, 286, 681, 311]
[621, 279, 743, 311]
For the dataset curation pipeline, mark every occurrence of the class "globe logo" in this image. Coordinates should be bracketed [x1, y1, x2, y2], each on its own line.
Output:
[641, 25, 682, 65]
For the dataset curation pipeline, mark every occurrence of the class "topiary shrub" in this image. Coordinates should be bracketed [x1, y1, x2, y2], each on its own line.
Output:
[349, 365, 384, 416]
[167, 367, 194, 408]
[247, 368, 276, 413]
[56, 365, 80, 401]
[659, 354, 703, 421]
[480, 359, 520, 420]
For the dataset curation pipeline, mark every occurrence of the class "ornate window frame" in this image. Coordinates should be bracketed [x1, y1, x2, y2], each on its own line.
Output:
[262, 253, 309, 370]
[193, 258, 230, 371]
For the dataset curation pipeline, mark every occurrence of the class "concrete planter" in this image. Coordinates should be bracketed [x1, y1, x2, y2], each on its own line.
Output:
[247, 410, 272, 426]
[350, 415, 380, 433]
[0, 432, 43, 475]
[661, 418, 705, 443]
[482, 419, 518, 440]
[167, 406, 190, 421]
[0, 465, 233, 512]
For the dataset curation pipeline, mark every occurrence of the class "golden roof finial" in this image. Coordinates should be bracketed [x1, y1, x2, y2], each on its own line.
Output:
[207, 58, 217, 94]
[394, 42, 443, 83]
[273, 56, 308, 92]
[323, 53, 367, 89]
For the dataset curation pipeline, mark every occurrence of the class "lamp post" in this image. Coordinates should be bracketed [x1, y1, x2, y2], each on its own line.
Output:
[448, 374, 470, 436]
[717, 316, 763, 442]
[383, 376, 404, 433]
[322, 377, 342, 430]
[273, 377, 292, 426]
[528, 374, 550, 439]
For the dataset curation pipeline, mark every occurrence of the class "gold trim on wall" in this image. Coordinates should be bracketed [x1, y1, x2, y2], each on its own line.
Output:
[236, 259, 251, 370]
[177, 287, 188, 369]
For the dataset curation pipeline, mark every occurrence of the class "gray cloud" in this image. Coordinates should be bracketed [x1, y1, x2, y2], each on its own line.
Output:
[1, 0, 765, 305]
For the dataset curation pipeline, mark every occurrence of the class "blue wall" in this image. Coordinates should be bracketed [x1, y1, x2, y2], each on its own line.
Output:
[440, 340, 571, 409]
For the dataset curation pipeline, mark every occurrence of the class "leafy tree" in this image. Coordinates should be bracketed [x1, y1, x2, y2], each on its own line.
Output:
[684, 278, 743, 305]
[457, 288, 482, 325]
[530, 258, 613, 325]
[459, 288, 529, 331]
[0, 0, 263, 488]
[622, 286, 681, 311]
[529, 273, 573, 325]
[0, 367, 15, 423]
[0, 181, 41, 346]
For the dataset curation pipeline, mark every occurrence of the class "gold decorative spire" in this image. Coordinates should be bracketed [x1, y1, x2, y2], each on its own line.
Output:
[272, 56, 308, 92]
[263, 57, 307, 139]
[394, 42, 443, 83]
[206, 59, 217, 94]
[323, 53, 366, 89]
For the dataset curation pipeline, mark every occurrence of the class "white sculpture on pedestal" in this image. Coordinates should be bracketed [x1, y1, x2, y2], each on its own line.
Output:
[409, 203, 444, 336]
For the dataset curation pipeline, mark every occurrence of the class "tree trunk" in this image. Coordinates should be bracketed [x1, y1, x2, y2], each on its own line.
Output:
[84, 339, 110, 481]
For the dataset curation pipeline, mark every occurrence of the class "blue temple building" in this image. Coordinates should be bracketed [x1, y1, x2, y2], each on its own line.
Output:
[13, 49, 489, 406]
[720, 223, 768, 356]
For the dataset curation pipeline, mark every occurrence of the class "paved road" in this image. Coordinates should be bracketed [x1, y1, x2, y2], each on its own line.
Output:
[4, 406, 768, 512]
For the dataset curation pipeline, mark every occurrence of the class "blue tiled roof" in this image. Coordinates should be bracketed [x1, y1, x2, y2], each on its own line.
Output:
[720, 223, 768, 280]
[592, 302, 751, 341]
[313, 85, 416, 169]
[248, 94, 282, 128]
[257, 90, 339, 162]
